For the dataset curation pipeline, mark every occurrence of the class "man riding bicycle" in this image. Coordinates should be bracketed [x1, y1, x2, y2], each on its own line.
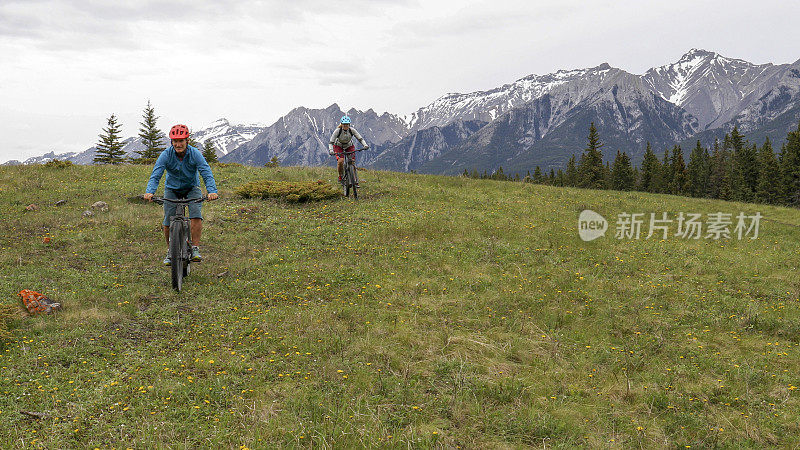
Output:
[143, 124, 219, 265]
[329, 115, 369, 184]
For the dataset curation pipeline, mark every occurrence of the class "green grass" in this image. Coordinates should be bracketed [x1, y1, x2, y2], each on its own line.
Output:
[1, 163, 799, 448]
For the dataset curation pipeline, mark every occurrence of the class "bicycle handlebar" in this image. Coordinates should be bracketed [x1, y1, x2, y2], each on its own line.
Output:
[151, 196, 207, 205]
[331, 147, 367, 156]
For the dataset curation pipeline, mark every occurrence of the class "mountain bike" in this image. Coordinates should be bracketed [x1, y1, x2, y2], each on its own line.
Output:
[152, 196, 206, 292]
[331, 147, 367, 199]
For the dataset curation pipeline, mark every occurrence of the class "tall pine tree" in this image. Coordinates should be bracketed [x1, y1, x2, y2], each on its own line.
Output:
[756, 137, 780, 204]
[685, 140, 710, 198]
[658, 148, 673, 194]
[137, 100, 164, 161]
[93, 114, 126, 165]
[555, 169, 565, 187]
[202, 140, 219, 163]
[669, 145, 687, 195]
[780, 121, 800, 206]
[533, 166, 544, 183]
[731, 126, 758, 202]
[187, 134, 200, 149]
[708, 137, 732, 200]
[577, 122, 605, 189]
[637, 142, 661, 193]
[565, 155, 578, 187]
[610, 151, 635, 191]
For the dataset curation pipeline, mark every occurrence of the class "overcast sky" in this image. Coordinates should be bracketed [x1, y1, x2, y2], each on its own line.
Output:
[2, 0, 799, 162]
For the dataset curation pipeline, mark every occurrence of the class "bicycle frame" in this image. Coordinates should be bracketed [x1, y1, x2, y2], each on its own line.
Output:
[152, 196, 205, 291]
[332, 147, 365, 199]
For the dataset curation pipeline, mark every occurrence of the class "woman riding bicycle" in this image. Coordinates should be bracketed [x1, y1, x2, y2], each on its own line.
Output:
[329, 115, 369, 184]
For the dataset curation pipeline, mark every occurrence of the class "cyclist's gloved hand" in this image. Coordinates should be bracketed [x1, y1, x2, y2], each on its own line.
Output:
[363, 145, 369, 151]
[207, 192, 219, 201]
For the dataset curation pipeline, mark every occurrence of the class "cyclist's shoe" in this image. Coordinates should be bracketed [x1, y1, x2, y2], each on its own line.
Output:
[163, 253, 171, 266]
[356, 182, 360, 188]
[191, 246, 202, 262]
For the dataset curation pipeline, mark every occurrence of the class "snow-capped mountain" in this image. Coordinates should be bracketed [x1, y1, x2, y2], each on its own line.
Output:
[192, 119, 266, 157]
[222, 104, 409, 166]
[406, 64, 613, 131]
[415, 68, 701, 174]
[643, 49, 790, 130]
[4, 120, 260, 165]
[220, 50, 800, 172]
[8, 49, 800, 175]
[7, 138, 140, 165]
[369, 120, 487, 172]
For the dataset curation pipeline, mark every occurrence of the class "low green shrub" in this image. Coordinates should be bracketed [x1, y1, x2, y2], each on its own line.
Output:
[235, 179, 340, 202]
[43, 159, 74, 168]
[264, 157, 280, 168]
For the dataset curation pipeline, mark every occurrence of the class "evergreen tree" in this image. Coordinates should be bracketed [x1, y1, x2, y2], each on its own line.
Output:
[136, 100, 164, 161]
[737, 143, 759, 202]
[708, 138, 732, 200]
[533, 166, 544, 183]
[202, 140, 219, 163]
[637, 142, 661, 193]
[548, 168, 556, 185]
[728, 126, 757, 202]
[669, 145, 687, 195]
[603, 161, 612, 189]
[610, 151, 635, 191]
[93, 114, 126, 165]
[685, 141, 710, 197]
[565, 155, 578, 187]
[730, 126, 745, 154]
[187, 135, 200, 149]
[656, 148, 673, 193]
[555, 169, 565, 187]
[780, 122, 800, 206]
[577, 122, 605, 189]
[756, 137, 780, 204]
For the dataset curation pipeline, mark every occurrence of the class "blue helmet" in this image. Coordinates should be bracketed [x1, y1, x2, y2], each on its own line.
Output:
[340, 115, 351, 124]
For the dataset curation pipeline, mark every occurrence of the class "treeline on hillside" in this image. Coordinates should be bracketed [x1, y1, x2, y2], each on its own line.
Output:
[92, 101, 219, 165]
[464, 122, 800, 207]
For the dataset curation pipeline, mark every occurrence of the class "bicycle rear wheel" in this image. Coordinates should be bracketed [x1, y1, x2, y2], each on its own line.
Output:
[169, 223, 184, 291]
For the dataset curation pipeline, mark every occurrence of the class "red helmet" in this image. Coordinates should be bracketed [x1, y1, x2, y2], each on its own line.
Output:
[169, 124, 190, 139]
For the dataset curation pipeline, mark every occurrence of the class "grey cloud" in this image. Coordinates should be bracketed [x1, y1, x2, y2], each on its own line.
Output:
[384, 2, 579, 51]
[0, 10, 46, 38]
[317, 73, 368, 86]
[0, 0, 420, 54]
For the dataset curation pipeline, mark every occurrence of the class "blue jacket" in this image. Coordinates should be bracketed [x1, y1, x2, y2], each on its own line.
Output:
[146, 145, 218, 194]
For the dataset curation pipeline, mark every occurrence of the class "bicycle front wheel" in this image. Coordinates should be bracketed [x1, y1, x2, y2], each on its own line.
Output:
[349, 165, 358, 200]
[169, 223, 184, 291]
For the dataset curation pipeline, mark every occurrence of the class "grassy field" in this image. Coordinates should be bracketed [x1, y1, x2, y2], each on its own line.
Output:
[1, 163, 799, 448]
